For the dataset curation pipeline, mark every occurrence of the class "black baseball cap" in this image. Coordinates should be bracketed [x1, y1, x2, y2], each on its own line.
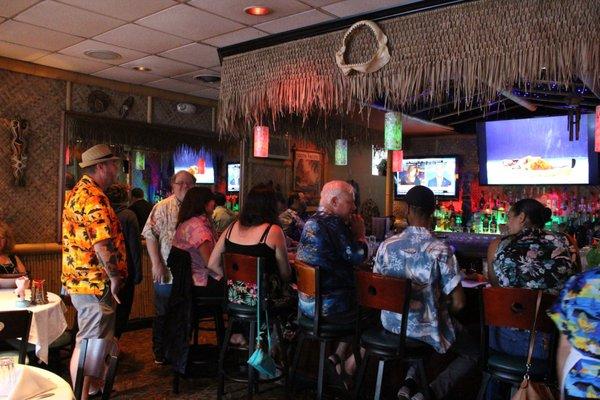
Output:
[405, 185, 435, 214]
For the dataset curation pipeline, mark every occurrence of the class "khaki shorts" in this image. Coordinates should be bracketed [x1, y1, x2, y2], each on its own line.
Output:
[71, 285, 116, 342]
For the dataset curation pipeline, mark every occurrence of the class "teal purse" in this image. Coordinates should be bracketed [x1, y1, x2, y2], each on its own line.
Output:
[247, 264, 278, 378]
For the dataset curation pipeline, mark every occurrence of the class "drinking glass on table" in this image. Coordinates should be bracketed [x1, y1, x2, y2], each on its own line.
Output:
[0, 356, 16, 389]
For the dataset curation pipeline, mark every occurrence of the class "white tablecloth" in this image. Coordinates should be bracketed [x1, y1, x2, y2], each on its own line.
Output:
[0, 290, 68, 364]
[0, 365, 74, 399]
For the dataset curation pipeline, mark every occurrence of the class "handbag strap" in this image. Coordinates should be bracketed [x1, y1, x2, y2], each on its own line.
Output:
[255, 262, 272, 349]
[524, 290, 543, 379]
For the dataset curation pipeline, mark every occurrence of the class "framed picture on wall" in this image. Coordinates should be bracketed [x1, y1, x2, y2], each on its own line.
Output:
[293, 149, 323, 201]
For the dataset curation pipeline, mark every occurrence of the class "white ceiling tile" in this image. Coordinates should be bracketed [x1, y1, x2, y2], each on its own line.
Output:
[322, 0, 418, 17]
[210, 65, 221, 72]
[93, 66, 162, 84]
[202, 27, 267, 48]
[137, 4, 244, 41]
[254, 9, 334, 34]
[145, 78, 205, 93]
[59, 39, 148, 65]
[159, 43, 219, 68]
[188, 87, 219, 99]
[171, 68, 219, 84]
[56, 0, 177, 22]
[15, 0, 125, 36]
[121, 55, 197, 76]
[35, 53, 111, 73]
[189, 0, 311, 25]
[94, 24, 192, 53]
[0, 0, 40, 18]
[0, 20, 83, 51]
[0, 41, 50, 62]
[298, 0, 339, 6]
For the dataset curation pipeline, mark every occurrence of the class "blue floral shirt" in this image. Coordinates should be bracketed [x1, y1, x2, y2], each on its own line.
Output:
[549, 267, 600, 398]
[297, 210, 367, 317]
[373, 226, 461, 353]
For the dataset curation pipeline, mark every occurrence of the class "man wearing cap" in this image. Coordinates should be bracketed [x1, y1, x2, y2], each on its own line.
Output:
[62, 144, 127, 397]
[142, 170, 196, 364]
[373, 185, 476, 400]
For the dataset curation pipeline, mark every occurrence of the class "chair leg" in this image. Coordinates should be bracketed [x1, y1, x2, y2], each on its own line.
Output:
[214, 307, 225, 349]
[416, 359, 429, 398]
[287, 331, 305, 396]
[173, 373, 180, 395]
[316, 340, 327, 400]
[217, 318, 234, 400]
[373, 359, 386, 400]
[354, 351, 370, 400]
[248, 320, 257, 399]
[476, 372, 492, 400]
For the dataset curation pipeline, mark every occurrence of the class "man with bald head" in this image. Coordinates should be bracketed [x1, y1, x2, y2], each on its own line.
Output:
[142, 170, 195, 364]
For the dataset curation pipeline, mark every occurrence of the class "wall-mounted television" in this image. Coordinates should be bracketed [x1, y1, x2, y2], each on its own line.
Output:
[173, 145, 215, 184]
[394, 156, 458, 197]
[227, 163, 240, 192]
[478, 114, 598, 185]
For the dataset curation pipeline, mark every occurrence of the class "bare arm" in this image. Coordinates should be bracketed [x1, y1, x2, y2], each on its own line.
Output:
[268, 226, 291, 282]
[93, 238, 124, 303]
[449, 284, 466, 314]
[207, 232, 225, 279]
[556, 333, 571, 387]
[486, 238, 501, 286]
[146, 237, 167, 283]
[14, 255, 26, 274]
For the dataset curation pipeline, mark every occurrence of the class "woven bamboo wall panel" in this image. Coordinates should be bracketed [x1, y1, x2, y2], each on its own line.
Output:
[0, 69, 64, 243]
[152, 97, 214, 131]
[71, 84, 147, 122]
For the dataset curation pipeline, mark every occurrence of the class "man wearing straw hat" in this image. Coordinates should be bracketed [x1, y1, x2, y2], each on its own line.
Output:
[62, 144, 127, 398]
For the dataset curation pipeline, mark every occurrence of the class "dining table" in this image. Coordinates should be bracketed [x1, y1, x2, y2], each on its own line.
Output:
[0, 289, 68, 364]
[0, 364, 74, 399]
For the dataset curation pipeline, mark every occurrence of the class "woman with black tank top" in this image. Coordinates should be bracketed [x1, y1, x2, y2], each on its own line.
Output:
[0, 220, 27, 288]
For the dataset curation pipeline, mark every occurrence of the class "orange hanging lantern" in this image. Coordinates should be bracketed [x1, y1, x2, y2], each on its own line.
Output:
[197, 157, 206, 174]
[253, 126, 269, 158]
[595, 105, 600, 152]
[392, 150, 403, 172]
[65, 146, 70, 165]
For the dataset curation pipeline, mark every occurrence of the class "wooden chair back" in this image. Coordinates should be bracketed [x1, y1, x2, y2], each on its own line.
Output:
[74, 338, 119, 400]
[355, 270, 412, 314]
[293, 260, 322, 336]
[222, 253, 264, 287]
[0, 310, 32, 364]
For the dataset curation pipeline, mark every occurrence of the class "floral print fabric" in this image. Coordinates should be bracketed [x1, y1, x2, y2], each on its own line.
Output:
[172, 215, 217, 287]
[549, 267, 600, 398]
[492, 228, 577, 296]
[62, 175, 127, 295]
[373, 226, 461, 354]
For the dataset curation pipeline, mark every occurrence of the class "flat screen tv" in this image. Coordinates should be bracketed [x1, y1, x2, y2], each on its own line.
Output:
[227, 163, 240, 192]
[173, 145, 215, 184]
[394, 156, 458, 197]
[478, 114, 598, 185]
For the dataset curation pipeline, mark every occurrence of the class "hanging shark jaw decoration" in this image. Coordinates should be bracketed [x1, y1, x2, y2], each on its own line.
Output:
[335, 20, 390, 76]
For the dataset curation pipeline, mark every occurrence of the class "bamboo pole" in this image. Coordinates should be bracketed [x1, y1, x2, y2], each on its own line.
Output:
[385, 150, 393, 216]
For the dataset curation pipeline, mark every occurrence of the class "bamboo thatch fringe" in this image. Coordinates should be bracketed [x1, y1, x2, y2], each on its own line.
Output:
[218, 0, 600, 138]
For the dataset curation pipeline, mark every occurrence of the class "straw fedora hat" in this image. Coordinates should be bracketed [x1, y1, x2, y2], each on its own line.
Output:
[79, 144, 121, 168]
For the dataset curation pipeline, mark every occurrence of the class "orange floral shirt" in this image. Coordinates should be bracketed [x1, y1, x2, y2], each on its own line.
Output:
[61, 175, 127, 295]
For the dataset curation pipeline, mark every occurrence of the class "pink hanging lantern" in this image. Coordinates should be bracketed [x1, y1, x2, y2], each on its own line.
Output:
[392, 150, 403, 172]
[253, 126, 269, 158]
[65, 146, 70, 165]
[197, 157, 206, 174]
[595, 105, 600, 152]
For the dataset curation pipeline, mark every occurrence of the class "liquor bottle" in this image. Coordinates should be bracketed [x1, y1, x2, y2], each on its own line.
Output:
[490, 216, 497, 234]
[479, 192, 486, 211]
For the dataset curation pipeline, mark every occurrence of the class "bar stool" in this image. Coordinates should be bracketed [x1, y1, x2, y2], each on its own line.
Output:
[217, 253, 287, 400]
[288, 261, 357, 400]
[353, 270, 431, 400]
[477, 287, 558, 400]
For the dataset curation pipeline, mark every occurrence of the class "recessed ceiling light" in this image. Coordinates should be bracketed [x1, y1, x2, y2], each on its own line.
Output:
[244, 6, 271, 16]
[132, 66, 151, 72]
[194, 74, 221, 83]
[84, 50, 121, 60]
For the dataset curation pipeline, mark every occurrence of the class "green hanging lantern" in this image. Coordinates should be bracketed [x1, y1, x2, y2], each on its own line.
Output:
[134, 151, 145, 170]
[335, 139, 348, 165]
[384, 112, 402, 150]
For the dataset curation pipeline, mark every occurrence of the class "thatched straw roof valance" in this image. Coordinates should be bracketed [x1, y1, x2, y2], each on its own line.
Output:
[218, 0, 600, 138]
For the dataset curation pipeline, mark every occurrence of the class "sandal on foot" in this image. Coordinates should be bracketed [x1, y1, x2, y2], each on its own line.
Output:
[325, 354, 350, 393]
[397, 378, 418, 400]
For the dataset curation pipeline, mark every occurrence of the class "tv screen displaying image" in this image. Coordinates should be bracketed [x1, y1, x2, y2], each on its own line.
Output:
[173, 145, 215, 184]
[479, 115, 595, 185]
[394, 156, 458, 197]
[227, 163, 240, 192]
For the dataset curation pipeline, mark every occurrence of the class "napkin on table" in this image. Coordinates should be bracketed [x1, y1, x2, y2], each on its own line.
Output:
[8, 365, 57, 400]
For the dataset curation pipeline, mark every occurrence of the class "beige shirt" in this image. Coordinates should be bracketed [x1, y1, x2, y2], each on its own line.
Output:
[141, 195, 180, 284]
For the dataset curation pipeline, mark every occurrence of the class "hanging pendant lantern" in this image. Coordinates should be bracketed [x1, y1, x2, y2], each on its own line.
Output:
[134, 151, 145, 170]
[392, 150, 403, 172]
[197, 157, 206, 174]
[595, 105, 600, 152]
[65, 146, 71, 165]
[334, 139, 348, 165]
[253, 126, 269, 158]
[384, 112, 402, 150]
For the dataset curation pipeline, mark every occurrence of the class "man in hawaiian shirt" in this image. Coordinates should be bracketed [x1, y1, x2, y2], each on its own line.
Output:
[142, 170, 195, 364]
[62, 144, 127, 397]
[374, 185, 477, 400]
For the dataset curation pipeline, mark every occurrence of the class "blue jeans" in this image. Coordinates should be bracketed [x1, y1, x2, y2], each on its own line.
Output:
[489, 327, 549, 359]
[152, 282, 172, 358]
